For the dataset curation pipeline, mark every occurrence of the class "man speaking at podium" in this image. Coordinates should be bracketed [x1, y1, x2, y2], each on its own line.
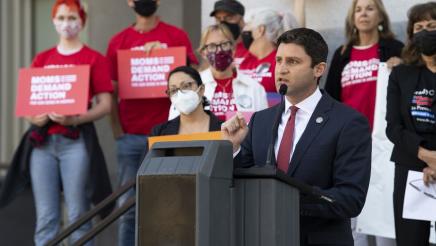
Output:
[222, 28, 371, 245]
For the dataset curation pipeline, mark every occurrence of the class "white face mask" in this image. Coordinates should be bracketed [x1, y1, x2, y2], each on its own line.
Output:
[53, 19, 82, 39]
[170, 88, 201, 115]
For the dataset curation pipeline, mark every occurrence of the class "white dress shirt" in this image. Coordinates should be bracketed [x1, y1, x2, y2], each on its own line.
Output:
[274, 88, 322, 161]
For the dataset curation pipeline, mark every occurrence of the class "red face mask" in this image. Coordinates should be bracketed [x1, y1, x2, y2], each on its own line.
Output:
[206, 50, 234, 71]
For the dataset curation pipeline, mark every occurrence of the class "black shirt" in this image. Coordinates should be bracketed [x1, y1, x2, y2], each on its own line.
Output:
[410, 67, 436, 148]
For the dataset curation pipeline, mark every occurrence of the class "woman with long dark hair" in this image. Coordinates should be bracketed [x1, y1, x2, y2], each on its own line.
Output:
[386, 2, 436, 245]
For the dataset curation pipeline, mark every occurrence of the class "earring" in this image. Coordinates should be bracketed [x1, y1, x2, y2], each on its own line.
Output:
[378, 24, 383, 32]
[353, 27, 357, 34]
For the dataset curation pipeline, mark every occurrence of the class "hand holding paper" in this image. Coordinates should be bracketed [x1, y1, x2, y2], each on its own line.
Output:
[418, 147, 436, 170]
[27, 114, 50, 127]
[143, 41, 166, 55]
[403, 170, 436, 221]
[423, 167, 436, 186]
[48, 113, 78, 126]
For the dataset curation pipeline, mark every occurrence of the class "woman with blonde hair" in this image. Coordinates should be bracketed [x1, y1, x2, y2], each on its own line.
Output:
[325, 1, 403, 245]
[169, 24, 268, 121]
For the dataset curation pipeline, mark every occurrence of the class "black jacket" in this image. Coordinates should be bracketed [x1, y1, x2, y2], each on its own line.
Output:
[0, 123, 114, 217]
[236, 91, 371, 245]
[386, 64, 436, 170]
[139, 111, 223, 161]
[324, 38, 404, 101]
[150, 111, 222, 136]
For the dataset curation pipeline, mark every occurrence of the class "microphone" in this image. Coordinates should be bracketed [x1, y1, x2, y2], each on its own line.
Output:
[278, 84, 288, 96]
[265, 84, 288, 167]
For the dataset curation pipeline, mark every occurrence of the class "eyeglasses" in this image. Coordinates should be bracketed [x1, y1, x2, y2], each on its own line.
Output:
[202, 41, 233, 53]
[166, 81, 197, 97]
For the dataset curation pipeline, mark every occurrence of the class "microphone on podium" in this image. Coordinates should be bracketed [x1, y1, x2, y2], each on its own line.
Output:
[265, 84, 288, 166]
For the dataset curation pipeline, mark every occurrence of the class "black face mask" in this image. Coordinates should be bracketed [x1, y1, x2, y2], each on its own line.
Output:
[413, 29, 436, 56]
[133, 0, 158, 17]
[221, 21, 241, 40]
[241, 31, 254, 50]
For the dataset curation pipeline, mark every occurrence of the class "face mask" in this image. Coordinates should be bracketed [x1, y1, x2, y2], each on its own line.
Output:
[133, 0, 158, 17]
[413, 29, 436, 56]
[221, 21, 241, 40]
[241, 31, 254, 50]
[206, 50, 234, 71]
[170, 88, 201, 115]
[54, 19, 82, 39]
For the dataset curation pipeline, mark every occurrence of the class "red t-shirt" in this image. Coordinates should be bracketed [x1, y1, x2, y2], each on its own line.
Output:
[233, 41, 248, 68]
[238, 50, 276, 92]
[340, 44, 380, 129]
[31, 45, 114, 135]
[210, 72, 237, 121]
[106, 20, 199, 135]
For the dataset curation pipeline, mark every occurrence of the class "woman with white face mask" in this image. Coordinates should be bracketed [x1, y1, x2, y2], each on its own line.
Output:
[147, 66, 222, 138]
[19, 0, 113, 245]
[169, 24, 268, 121]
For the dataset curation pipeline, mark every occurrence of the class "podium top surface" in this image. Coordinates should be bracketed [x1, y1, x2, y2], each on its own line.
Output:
[234, 167, 321, 199]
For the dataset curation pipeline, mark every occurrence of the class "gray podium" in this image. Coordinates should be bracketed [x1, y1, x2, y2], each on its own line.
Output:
[136, 141, 300, 246]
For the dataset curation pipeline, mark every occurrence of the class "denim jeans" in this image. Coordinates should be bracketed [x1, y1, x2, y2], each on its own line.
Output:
[116, 134, 147, 246]
[30, 134, 92, 246]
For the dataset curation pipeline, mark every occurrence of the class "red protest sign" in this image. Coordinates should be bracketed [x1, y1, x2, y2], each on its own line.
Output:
[15, 65, 90, 116]
[117, 47, 186, 99]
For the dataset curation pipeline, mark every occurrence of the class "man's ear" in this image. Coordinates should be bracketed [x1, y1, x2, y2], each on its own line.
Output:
[258, 25, 266, 37]
[313, 62, 327, 78]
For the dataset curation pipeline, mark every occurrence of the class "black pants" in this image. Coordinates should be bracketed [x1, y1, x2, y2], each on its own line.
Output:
[394, 165, 431, 246]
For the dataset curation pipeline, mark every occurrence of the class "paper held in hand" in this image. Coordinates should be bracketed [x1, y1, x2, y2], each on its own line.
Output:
[403, 170, 436, 221]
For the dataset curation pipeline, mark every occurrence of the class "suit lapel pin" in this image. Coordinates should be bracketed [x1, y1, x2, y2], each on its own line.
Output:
[316, 117, 323, 124]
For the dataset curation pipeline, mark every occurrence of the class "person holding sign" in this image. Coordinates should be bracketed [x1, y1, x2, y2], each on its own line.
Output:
[105, 1, 199, 245]
[386, 2, 436, 245]
[17, 0, 113, 245]
[169, 24, 268, 121]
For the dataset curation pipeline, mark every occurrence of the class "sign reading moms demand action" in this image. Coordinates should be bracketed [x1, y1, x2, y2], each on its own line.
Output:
[117, 47, 186, 99]
[15, 65, 90, 116]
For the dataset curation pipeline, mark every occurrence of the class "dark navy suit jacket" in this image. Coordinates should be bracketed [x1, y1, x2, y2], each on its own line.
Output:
[237, 90, 372, 245]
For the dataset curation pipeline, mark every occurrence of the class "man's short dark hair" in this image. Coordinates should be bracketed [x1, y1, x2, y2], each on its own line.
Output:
[277, 28, 328, 68]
